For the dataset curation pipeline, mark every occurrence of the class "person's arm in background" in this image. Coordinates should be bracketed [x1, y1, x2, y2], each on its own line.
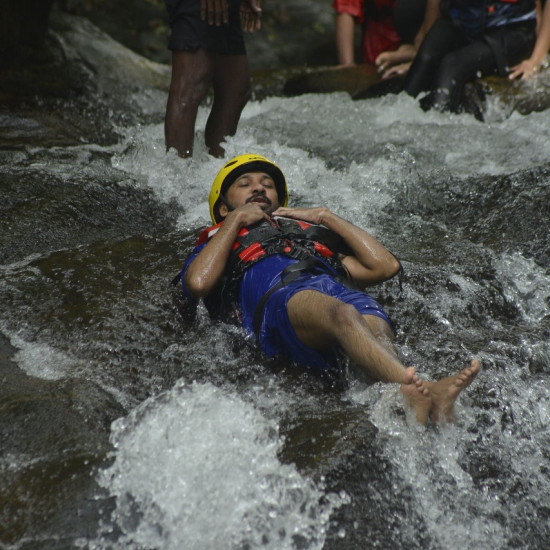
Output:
[240, 0, 262, 33]
[413, 0, 440, 50]
[336, 12, 357, 66]
[376, 0, 441, 78]
[509, 0, 550, 79]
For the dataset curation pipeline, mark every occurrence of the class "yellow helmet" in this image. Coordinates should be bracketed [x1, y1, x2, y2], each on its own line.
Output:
[208, 154, 288, 223]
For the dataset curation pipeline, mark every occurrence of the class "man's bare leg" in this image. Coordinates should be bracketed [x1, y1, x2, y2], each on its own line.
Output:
[400, 366, 433, 424]
[287, 290, 432, 423]
[363, 315, 432, 423]
[425, 360, 481, 423]
[165, 49, 214, 157]
[205, 54, 251, 157]
[362, 317, 481, 424]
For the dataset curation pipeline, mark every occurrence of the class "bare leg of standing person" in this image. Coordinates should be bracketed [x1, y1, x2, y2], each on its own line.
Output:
[205, 53, 252, 157]
[165, 49, 214, 157]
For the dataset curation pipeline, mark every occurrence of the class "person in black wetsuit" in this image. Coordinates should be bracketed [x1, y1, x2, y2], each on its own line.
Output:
[404, 0, 539, 112]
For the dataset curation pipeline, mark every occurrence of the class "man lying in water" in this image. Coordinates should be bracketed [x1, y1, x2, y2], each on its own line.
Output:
[178, 153, 480, 423]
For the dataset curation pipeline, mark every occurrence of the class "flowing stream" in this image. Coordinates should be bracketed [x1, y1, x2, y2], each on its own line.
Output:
[1, 65, 550, 549]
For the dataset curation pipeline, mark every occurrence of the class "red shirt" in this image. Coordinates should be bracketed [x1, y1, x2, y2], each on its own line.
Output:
[332, 0, 401, 63]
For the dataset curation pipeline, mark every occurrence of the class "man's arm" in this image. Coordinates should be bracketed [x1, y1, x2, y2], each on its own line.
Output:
[273, 206, 401, 287]
[184, 204, 270, 298]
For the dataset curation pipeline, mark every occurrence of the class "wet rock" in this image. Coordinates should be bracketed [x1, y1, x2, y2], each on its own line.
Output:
[59, 0, 171, 64]
[0, 164, 180, 265]
[282, 60, 550, 120]
[0, 11, 170, 148]
[0, 333, 123, 545]
[464, 71, 550, 121]
[283, 64, 383, 97]
[51, 11, 170, 94]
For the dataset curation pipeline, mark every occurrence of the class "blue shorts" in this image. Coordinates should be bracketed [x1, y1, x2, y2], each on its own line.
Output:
[256, 273, 392, 373]
[166, 0, 246, 54]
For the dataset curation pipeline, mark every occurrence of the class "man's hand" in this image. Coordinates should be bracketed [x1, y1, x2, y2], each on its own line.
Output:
[273, 206, 330, 226]
[201, 0, 229, 26]
[227, 202, 272, 227]
[240, 0, 262, 33]
[183, 202, 269, 299]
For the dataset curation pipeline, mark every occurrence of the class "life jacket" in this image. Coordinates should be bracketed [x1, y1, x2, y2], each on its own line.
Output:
[194, 217, 353, 326]
[442, 0, 535, 36]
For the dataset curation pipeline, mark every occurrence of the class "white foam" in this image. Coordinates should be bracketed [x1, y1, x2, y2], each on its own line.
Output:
[494, 251, 550, 322]
[0, 326, 76, 381]
[347, 382, 507, 550]
[96, 381, 345, 550]
[108, 93, 550, 225]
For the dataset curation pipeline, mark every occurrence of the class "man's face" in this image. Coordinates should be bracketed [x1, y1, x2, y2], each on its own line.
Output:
[219, 172, 280, 217]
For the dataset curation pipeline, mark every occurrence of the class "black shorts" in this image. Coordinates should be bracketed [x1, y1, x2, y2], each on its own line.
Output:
[165, 0, 246, 55]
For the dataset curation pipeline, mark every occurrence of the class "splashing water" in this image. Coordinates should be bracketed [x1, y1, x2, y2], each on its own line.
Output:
[93, 381, 347, 550]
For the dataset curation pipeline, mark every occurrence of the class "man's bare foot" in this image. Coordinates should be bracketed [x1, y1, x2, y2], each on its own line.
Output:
[400, 366, 432, 424]
[426, 360, 481, 423]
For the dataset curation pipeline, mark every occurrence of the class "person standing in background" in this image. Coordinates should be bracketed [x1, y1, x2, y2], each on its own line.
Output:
[164, 0, 262, 158]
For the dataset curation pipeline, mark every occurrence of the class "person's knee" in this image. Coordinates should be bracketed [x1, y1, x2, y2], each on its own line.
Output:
[414, 46, 442, 69]
[212, 55, 251, 107]
[170, 75, 211, 109]
[364, 315, 393, 342]
[437, 54, 465, 86]
[169, 53, 213, 107]
[331, 301, 363, 331]
[214, 73, 251, 111]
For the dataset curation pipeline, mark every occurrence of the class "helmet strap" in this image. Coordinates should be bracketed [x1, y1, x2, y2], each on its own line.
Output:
[218, 194, 234, 218]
